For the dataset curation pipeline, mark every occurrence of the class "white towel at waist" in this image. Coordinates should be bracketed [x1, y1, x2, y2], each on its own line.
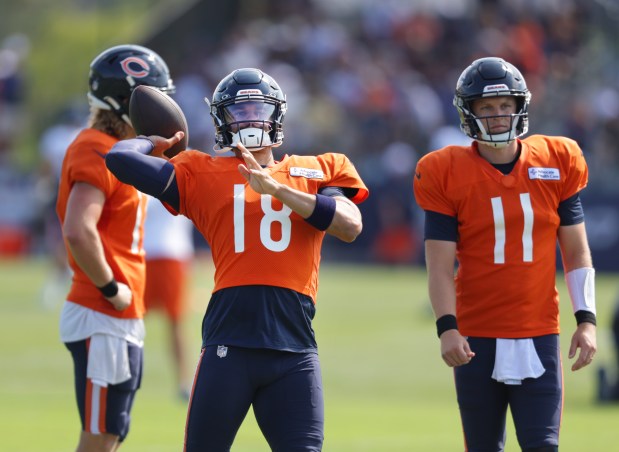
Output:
[86, 334, 132, 387]
[491, 338, 545, 385]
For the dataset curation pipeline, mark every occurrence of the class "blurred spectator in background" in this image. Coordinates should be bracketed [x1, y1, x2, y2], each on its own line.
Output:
[173, 72, 214, 152]
[4, 0, 619, 271]
[0, 33, 31, 257]
[143, 195, 195, 400]
[368, 141, 421, 264]
[35, 102, 84, 309]
[0, 33, 28, 165]
[146, 0, 619, 268]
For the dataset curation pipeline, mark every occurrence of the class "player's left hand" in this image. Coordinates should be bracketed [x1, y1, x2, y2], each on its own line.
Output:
[237, 142, 280, 196]
[568, 321, 597, 371]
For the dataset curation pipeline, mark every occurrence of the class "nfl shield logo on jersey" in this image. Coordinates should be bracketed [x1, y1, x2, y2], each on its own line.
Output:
[217, 345, 228, 358]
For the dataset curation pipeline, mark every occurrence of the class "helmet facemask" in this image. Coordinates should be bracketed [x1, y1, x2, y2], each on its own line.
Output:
[456, 94, 530, 148]
[211, 95, 286, 154]
[208, 68, 287, 154]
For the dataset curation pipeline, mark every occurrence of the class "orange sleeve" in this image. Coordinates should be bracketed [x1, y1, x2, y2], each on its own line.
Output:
[316, 153, 369, 203]
[413, 149, 458, 217]
[65, 132, 118, 196]
[559, 137, 588, 200]
[171, 150, 228, 220]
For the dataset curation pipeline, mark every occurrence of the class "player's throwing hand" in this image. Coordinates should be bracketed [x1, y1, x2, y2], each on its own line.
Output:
[237, 142, 280, 196]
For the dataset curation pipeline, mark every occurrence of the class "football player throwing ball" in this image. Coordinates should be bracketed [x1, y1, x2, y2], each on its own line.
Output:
[106, 67, 369, 451]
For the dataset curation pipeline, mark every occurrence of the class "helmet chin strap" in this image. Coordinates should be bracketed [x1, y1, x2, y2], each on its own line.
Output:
[475, 138, 512, 149]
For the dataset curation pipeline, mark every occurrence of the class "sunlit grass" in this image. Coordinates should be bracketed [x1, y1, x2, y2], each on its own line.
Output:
[0, 257, 617, 451]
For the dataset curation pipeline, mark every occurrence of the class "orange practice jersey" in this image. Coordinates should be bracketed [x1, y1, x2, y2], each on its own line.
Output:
[56, 129, 147, 319]
[170, 151, 368, 302]
[414, 135, 588, 338]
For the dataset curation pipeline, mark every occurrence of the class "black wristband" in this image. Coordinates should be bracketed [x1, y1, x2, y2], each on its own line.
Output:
[575, 310, 596, 326]
[97, 279, 119, 298]
[436, 314, 458, 338]
[304, 194, 337, 231]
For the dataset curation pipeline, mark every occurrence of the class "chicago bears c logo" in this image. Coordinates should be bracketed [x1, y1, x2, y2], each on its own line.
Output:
[120, 56, 150, 78]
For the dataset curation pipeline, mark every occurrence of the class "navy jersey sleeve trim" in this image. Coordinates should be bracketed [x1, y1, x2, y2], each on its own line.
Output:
[319, 186, 359, 199]
[558, 193, 584, 226]
[424, 210, 458, 242]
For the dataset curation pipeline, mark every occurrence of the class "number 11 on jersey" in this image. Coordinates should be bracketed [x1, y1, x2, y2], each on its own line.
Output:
[490, 193, 534, 264]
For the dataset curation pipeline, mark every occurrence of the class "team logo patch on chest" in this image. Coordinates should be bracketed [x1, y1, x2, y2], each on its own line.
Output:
[528, 167, 560, 181]
[289, 167, 324, 179]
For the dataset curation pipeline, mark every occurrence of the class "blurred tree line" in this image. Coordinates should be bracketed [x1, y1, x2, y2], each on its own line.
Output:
[1, 0, 195, 169]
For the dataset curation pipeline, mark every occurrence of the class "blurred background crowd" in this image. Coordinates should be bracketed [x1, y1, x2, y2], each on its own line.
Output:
[2, 0, 619, 269]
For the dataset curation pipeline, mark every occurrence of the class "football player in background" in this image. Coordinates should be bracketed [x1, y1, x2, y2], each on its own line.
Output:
[105, 67, 369, 451]
[56, 44, 175, 451]
[143, 194, 195, 400]
[413, 57, 597, 451]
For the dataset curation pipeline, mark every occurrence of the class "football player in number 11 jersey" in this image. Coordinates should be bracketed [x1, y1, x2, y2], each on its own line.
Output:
[414, 57, 596, 452]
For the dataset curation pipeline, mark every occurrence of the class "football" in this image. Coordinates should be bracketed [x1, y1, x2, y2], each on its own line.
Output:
[129, 85, 189, 158]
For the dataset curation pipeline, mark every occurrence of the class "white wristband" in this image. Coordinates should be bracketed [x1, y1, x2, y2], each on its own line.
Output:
[565, 267, 596, 315]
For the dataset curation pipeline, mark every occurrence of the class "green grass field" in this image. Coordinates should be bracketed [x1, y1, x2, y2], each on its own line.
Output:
[1, 257, 618, 451]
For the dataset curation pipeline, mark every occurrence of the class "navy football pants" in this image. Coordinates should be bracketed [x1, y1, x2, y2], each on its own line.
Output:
[185, 346, 324, 451]
[65, 339, 143, 441]
[455, 335, 562, 451]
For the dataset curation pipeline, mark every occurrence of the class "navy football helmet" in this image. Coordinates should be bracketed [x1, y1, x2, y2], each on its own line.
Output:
[207, 68, 287, 152]
[453, 57, 531, 147]
[88, 44, 175, 124]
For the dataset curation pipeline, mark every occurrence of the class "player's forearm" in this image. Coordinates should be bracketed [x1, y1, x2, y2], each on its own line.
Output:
[271, 183, 316, 218]
[325, 197, 362, 242]
[558, 223, 593, 272]
[425, 240, 458, 318]
[272, 185, 362, 242]
[63, 183, 115, 288]
[106, 138, 174, 197]
[65, 225, 114, 287]
[106, 138, 180, 210]
[428, 272, 457, 318]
